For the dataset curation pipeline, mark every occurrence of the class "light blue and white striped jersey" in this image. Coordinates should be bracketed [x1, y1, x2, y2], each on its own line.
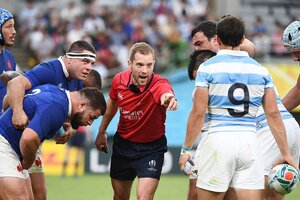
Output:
[195, 50, 274, 133]
[256, 86, 293, 130]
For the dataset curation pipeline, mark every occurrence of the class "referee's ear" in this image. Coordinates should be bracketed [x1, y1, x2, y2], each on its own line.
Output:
[128, 59, 132, 71]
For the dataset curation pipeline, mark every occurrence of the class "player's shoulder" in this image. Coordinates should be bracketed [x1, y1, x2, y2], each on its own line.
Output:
[150, 74, 170, 88]
[244, 57, 270, 74]
[2, 47, 14, 56]
[152, 73, 168, 82]
[1, 48, 16, 66]
[42, 58, 61, 68]
[114, 70, 130, 85]
[29, 84, 65, 94]
[37, 84, 68, 105]
[31, 58, 59, 70]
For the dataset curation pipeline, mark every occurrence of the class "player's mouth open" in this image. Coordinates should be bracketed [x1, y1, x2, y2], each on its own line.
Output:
[82, 73, 88, 77]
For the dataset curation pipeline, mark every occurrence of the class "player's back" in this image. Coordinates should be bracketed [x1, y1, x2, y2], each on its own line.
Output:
[0, 84, 69, 158]
[196, 50, 273, 133]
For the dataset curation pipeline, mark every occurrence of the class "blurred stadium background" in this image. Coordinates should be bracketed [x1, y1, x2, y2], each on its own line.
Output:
[1, 0, 300, 183]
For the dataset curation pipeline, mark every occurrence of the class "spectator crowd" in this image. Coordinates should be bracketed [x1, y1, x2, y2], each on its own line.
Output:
[12, 0, 297, 88]
[14, 0, 213, 88]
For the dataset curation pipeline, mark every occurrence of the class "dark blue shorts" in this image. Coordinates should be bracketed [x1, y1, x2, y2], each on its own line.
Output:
[110, 133, 168, 181]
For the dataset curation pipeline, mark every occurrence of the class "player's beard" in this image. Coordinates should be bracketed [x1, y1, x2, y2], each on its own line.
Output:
[71, 112, 83, 129]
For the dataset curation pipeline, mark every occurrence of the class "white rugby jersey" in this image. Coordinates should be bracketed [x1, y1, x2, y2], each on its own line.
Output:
[195, 50, 274, 133]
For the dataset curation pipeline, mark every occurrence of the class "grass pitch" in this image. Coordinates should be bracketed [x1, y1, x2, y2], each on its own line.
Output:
[46, 174, 300, 200]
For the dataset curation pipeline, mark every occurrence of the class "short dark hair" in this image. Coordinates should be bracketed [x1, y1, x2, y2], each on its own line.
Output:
[67, 40, 96, 54]
[80, 87, 106, 115]
[188, 50, 216, 80]
[191, 21, 216, 40]
[217, 16, 245, 47]
[83, 69, 102, 90]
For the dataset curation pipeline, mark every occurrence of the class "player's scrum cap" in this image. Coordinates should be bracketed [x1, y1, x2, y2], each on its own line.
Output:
[66, 52, 96, 62]
[282, 21, 300, 52]
[0, 8, 13, 42]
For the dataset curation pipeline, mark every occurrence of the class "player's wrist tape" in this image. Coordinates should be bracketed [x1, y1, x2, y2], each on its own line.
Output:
[181, 146, 191, 155]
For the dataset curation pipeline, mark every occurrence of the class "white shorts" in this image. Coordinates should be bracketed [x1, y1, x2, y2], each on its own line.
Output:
[194, 131, 264, 192]
[189, 131, 207, 180]
[258, 118, 300, 175]
[0, 135, 29, 179]
[28, 144, 44, 174]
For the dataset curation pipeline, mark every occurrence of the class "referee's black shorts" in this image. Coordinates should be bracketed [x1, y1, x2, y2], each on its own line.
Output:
[110, 133, 167, 181]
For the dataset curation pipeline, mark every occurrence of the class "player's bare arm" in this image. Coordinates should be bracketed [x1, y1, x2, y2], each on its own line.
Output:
[179, 87, 207, 171]
[282, 75, 300, 111]
[240, 38, 256, 57]
[1, 71, 24, 112]
[7, 76, 32, 129]
[263, 89, 299, 170]
[95, 98, 118, 152]
[19, 128, 41, 169]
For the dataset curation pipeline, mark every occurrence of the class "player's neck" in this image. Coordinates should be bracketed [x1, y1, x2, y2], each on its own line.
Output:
[69, 91, 84, 118]
[219, 44, 240, 51]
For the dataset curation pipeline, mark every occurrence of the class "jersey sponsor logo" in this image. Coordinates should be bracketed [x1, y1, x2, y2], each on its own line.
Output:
[118, 92, 123, 100]
[120, 108, 143, 120]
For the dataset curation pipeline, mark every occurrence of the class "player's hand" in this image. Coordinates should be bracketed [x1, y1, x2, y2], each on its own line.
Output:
[55, 125, 76, 144]
[161, 93, 178, 111]
[55, 132, 71, 144]
[179, 153, 192, 173]
[0, 71, 23, 85]
[0, 72, 10, 85]
[273, 155, 299, 172]
[95, 131, 108, 153]
[63, 122, 76, 137]
[21, 158, 32, 170]
[12, 109, 29, 129]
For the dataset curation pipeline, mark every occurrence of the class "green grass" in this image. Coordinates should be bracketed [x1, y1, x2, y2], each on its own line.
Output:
[46, 174, 300, 200]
